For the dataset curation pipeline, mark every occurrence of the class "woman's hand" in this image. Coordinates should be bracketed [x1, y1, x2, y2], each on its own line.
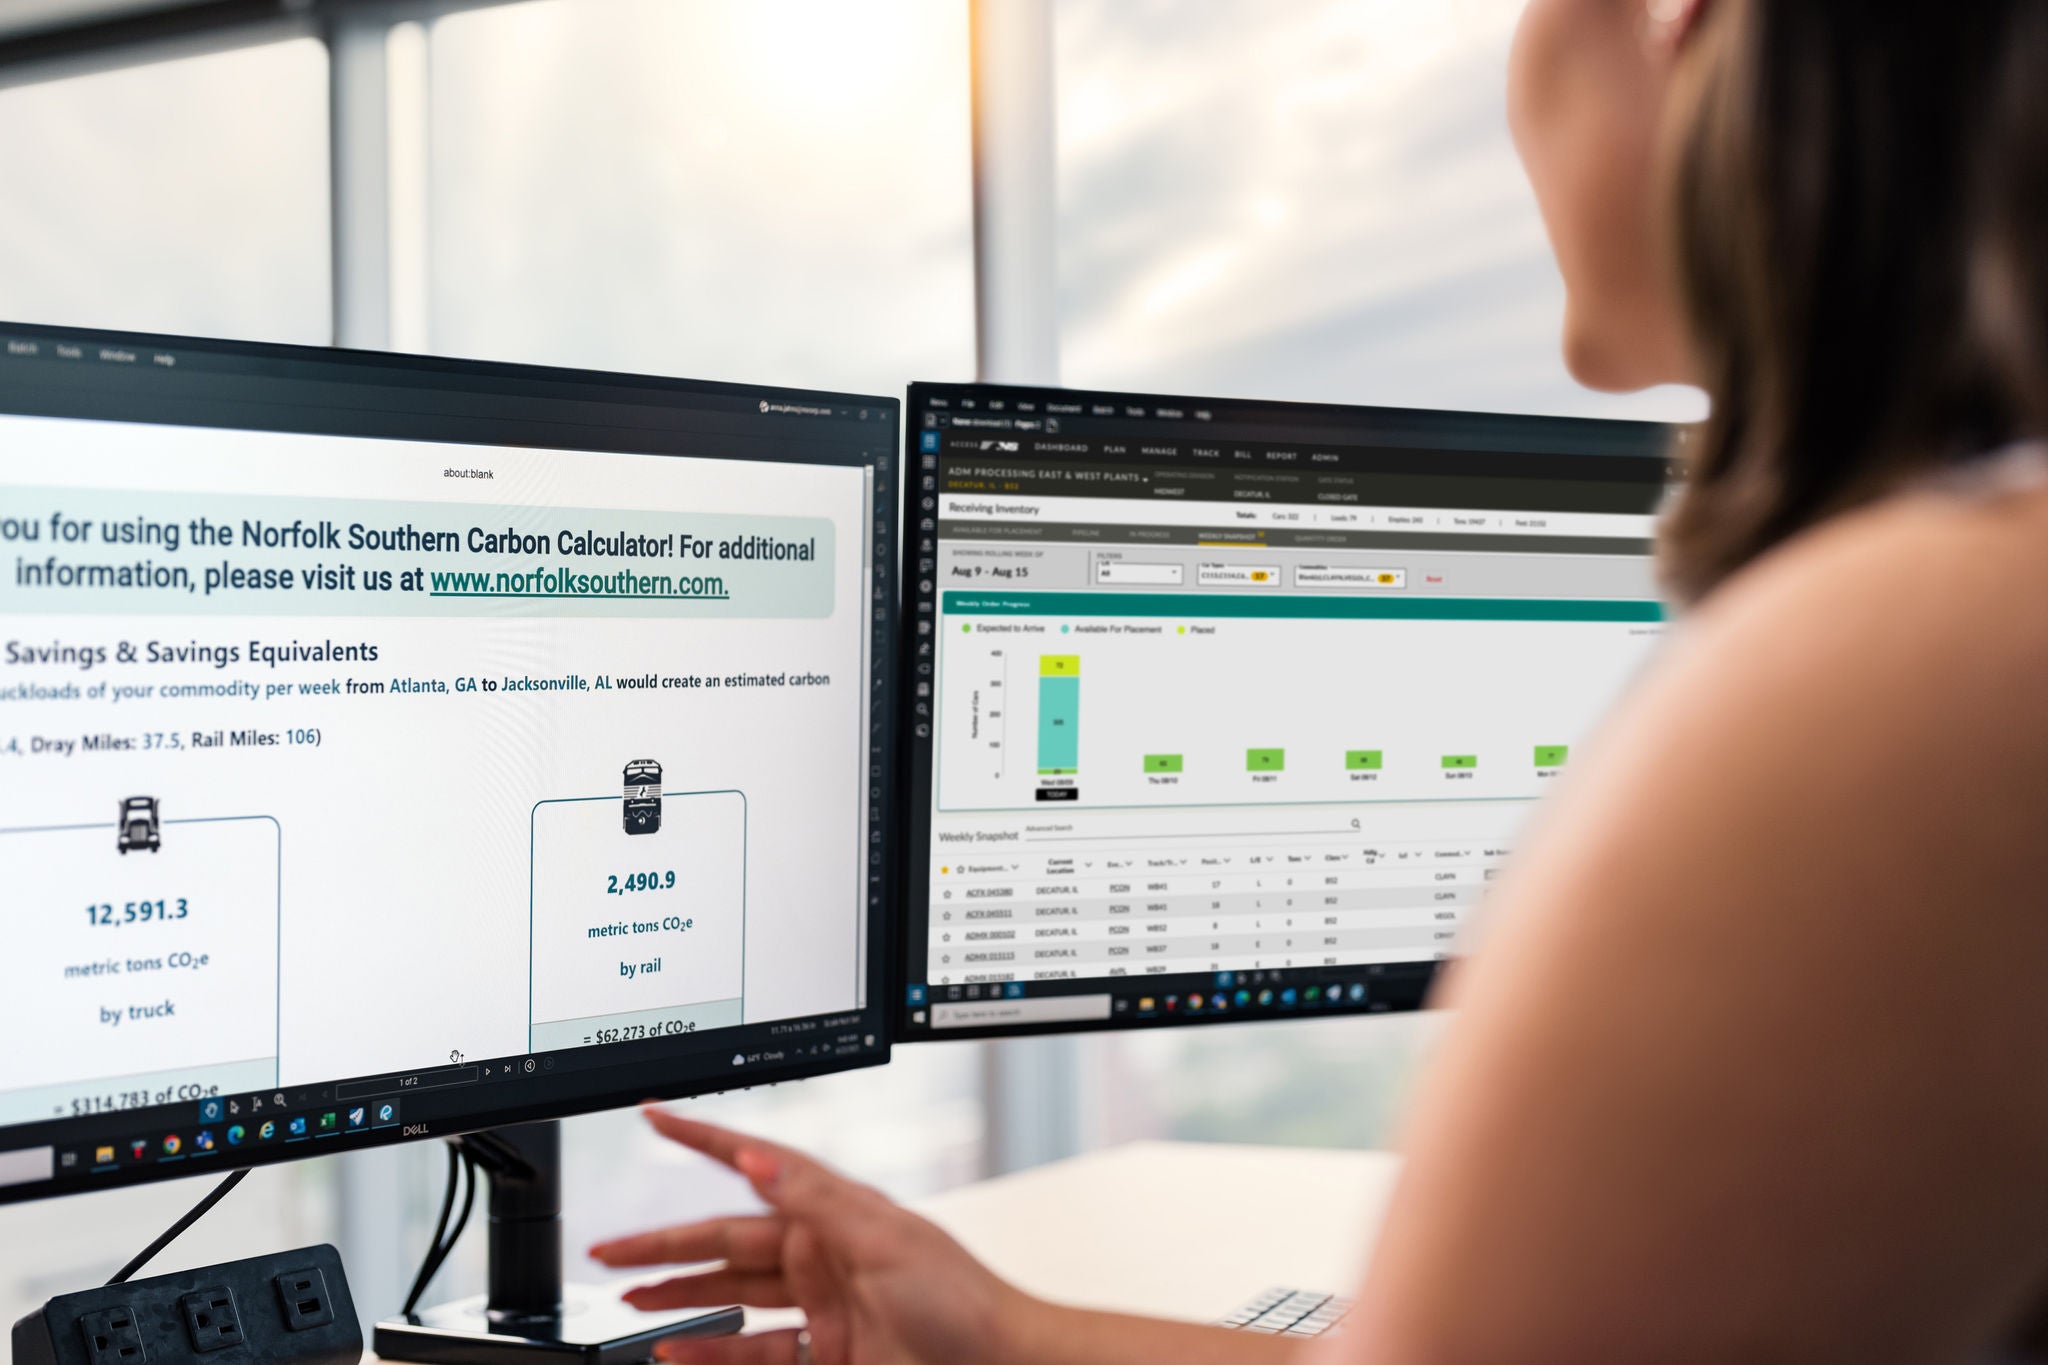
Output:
[588, 1107, 1043, 1365]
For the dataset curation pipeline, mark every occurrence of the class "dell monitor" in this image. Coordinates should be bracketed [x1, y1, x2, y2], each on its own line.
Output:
[0, 323, 898, 1349]
[895, 382, 1673, 1038]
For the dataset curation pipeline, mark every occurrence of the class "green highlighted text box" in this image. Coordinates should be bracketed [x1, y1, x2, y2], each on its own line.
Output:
[1246, 749, 1286, 772]
[1441, 755, 1479, 770]
[945, 591, 1663, 623]
[1534, 745, 1571, 767]
[1144, 754, 1184, 774]
[4, 485, 834, 618]
[1346, 750, 1384, 771]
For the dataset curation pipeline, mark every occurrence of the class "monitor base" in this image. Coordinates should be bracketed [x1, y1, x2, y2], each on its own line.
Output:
[375, 1289, 743, 1365]
[375, 1121, 745, 1365]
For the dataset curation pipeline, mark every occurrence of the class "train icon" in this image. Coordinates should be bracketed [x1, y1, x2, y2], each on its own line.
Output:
[623, 760, 662, 836]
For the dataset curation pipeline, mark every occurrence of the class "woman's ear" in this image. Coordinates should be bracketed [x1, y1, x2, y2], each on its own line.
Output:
[1644, 0, 1714, 59]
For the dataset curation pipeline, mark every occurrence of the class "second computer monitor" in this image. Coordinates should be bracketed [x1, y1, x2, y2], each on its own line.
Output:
[897, 382, 1674, 1039]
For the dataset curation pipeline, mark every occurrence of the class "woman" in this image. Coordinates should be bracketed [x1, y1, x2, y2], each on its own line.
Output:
[592, 0, 2048, 1359]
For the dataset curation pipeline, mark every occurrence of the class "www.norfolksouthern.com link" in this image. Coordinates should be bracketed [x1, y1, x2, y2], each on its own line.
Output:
[428, 567, 729, 600]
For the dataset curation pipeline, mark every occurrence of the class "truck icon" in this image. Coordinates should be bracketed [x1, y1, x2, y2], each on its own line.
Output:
[118, 796, 161, 854]
[623, 760, 662, 836]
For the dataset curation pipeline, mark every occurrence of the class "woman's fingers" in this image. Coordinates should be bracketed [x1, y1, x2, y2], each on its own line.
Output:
[652, 1328, 807, 1365]
[640, 1108, 875, 1229]
[642, 1108, 787, 1171]
[624, 1269, 797, 1312]
[590, 1217, 787, 1271]
[742, 1144, 877, 1226]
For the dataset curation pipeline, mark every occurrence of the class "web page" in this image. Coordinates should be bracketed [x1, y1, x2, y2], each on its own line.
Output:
[901, 387, 1671, 1034]
[0, 411, 876, 1129]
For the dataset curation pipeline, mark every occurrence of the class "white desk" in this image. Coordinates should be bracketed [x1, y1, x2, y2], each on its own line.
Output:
[366, 1142, 1400, 1356]
[912, 1141, 1401, 1324]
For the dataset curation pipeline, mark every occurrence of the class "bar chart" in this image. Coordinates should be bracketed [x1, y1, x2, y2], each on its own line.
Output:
[934, 592, 1662, 813]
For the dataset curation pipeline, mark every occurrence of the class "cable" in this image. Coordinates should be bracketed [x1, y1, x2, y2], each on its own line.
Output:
[401, 1143, 479, 1317]
[108, 1168, 250, 1285]
[401, 1145, 464, 1317]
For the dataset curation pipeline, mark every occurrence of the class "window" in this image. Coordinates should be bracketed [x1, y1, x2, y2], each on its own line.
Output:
[0, 40, 331, 344]
[1052, 0, 1696, 1153]
[424, 0, 976, 396]
[412, 0, 988, 1301]
[1054, 0, 1702, 423]
[0, 39, 334, 1331]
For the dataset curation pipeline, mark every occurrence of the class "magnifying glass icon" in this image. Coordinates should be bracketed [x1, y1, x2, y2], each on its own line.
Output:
[1350, 818, 1361, 830]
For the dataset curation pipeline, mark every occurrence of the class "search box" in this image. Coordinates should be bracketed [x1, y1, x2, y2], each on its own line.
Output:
[0, 1146, 52, 1189]
[932, 995, 1112, 1029]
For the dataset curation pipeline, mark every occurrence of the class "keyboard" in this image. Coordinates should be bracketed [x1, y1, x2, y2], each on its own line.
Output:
[1219, 1287, 1354, 1337]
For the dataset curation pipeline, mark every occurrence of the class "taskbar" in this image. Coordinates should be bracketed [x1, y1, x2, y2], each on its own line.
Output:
[0, 1010, 886, 1202]
[900, 961, 1440, 1038]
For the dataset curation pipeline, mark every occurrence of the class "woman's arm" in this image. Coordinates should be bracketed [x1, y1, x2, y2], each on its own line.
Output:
[1323, 496, 2048, 1365]
[595, 1109, 1302, 1365]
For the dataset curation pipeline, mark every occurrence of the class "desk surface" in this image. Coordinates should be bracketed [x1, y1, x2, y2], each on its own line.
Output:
[916, 1141, 1401, 1324]
[367, 1141, 1402, 1355]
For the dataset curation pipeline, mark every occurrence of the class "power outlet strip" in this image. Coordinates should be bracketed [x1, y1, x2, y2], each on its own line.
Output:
[11, 1245, 360, 1365]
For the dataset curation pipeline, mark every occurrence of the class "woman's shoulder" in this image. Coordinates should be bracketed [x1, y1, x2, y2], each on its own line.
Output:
[1634, 478, 2048, 861]
[1683, 475, 2048, 704]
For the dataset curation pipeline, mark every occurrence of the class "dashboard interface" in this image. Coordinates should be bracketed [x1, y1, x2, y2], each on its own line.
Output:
[0, 325, 896, 1203]
[897, 382, 1674, 1039]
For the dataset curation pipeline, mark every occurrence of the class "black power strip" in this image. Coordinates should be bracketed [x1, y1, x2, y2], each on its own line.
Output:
[11, 1245, 361, 1365]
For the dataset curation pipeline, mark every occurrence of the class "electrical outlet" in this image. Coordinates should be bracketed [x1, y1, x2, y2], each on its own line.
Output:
[177, 1289, 240, 1353]
[271, 1270, 333, 1332]
[12, 1245, 357, 1365]
[76, 1307, 145, 1365]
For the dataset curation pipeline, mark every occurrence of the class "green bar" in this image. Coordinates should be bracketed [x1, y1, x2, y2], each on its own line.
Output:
[1534, 745, 1570, 767]
[1144, 754, 1185, 774]
[1346, 750, 1384, 771]
[945, 591, 1665, 624]
[1247, 749, 1286, 772]
[1441, 754, 1479, 770]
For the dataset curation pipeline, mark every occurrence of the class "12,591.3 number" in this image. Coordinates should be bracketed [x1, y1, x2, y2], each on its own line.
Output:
[85, 898, 190, 928]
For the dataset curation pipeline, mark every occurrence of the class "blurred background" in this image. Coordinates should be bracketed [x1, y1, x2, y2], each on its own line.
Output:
[0, 0, 1700, 1332]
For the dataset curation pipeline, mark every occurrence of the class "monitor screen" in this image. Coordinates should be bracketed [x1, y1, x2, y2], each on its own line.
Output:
[0, 325, 897, 1203]
[895, 382, 1674, 1038]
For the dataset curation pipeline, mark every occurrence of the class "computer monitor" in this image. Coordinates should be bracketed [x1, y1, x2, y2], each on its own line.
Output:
[894, 382, 1674, 1039]
[0, 323, 897, 1205]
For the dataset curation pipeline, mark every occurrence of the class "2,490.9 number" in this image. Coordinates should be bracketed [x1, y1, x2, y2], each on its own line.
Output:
[607, 871, 676, 896]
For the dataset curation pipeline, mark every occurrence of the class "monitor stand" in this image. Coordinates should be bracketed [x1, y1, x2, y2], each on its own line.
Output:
[374, 1121, 743, 1365]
